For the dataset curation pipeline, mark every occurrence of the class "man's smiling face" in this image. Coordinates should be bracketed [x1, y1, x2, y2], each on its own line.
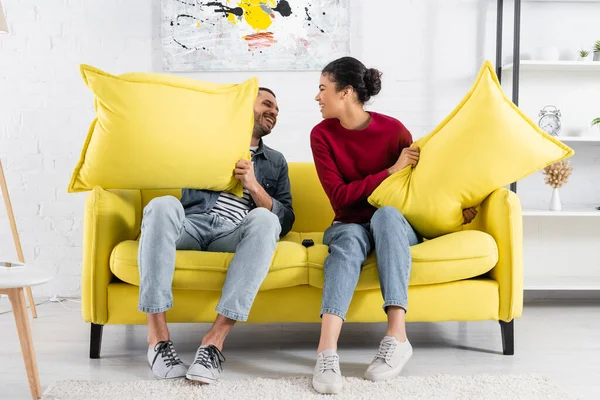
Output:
[253, 89, 279, 139]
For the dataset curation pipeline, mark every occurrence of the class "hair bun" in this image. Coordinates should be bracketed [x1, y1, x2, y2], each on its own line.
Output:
[364, 68, 382, 97]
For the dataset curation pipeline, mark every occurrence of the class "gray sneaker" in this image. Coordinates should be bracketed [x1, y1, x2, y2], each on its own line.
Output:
[312, 349, 343, 394]
[364, 336, 413, 382]
[186, 345, 226, 384]
[147, 340, 187, 379]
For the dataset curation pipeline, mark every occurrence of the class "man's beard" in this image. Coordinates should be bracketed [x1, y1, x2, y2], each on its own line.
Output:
[253, 112, 272, 138]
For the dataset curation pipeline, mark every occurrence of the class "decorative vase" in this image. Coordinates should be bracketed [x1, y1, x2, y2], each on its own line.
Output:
[594, 52, 600, 61]
[549, 188, 561, 211]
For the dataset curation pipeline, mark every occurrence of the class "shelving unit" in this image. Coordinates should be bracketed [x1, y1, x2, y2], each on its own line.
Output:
[523, 208, 600, 217]
[557, 136, 600, 143]
[496, 0, 600, 292]
[503, 60, 600, 72]
[526, 276, 600, 291]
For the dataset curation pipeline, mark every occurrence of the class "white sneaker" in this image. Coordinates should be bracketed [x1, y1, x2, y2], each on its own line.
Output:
[312, 349, 343, 394]
[147, 340, 188, 379]
[364, 336, 413, 382]
[186, 345, 226, 384]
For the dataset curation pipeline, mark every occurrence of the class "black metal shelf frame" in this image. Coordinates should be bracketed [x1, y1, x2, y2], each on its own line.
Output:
[495, 0, 521, 193]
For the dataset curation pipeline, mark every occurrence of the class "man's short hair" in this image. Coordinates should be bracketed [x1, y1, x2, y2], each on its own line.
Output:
[259, 87, 276, 98]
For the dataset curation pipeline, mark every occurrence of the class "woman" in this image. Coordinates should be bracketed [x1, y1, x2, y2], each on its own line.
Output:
[310, 56, 477, 394]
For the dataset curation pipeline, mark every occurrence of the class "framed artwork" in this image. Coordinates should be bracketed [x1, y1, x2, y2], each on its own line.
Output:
[161, 0, 351, 71]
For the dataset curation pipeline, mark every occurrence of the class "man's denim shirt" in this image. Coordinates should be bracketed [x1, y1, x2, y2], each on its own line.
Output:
[180, 140, 295, 237]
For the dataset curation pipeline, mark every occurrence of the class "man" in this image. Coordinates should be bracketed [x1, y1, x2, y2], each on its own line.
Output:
[137, 87, 294, 383]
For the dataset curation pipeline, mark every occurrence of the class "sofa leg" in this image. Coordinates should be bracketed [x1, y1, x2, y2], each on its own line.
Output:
[90, 323, 104, 359]
[499, 320, 514, 355]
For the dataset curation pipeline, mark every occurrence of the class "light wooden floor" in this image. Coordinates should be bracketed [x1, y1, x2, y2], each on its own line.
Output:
[0, 299, 599, 399]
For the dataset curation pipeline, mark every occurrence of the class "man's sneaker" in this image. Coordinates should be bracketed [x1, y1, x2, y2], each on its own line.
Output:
[186, 345, 226, 384]
[312, 349, 343, 394]
[364, 336, 413, 382]
[147, 340, 187, 379]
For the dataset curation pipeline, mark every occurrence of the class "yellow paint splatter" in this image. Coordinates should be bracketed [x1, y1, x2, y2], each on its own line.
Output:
[228, 13, 238, 24]
[239, 0, 276, 31]
[197, 22, 201, 27]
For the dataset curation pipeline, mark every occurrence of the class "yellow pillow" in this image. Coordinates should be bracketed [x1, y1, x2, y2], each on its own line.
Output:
[68, 65, 258, 196]
[368, 60, 574, 239]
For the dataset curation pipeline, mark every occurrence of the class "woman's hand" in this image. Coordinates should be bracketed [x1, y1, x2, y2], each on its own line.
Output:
[462, 207, 478, 225]
[388, 146, 420, 175]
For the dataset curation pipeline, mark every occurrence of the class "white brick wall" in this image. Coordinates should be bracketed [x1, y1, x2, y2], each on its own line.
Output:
[0, 0, 598, 297]
[0, 0, 153, 297]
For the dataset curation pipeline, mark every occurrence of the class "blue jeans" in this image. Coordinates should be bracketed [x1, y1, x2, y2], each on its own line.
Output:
[137, 196, 281, 321]
[321, 207, 421, 320]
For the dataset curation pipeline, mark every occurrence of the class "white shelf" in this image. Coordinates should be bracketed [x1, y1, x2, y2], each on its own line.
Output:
[525, 276, 600, 291]
[524, 0, 600, 2]
[523, 207, 600, 217]
[557, 136, 600, 143]
[502, 60, 600, 72]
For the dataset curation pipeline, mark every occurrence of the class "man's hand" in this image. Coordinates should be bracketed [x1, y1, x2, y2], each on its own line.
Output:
[234, 159, 259, 192]
[388, 146, 420, 175]
[235, 159, 274, 211]
[462, 207, 478, 225]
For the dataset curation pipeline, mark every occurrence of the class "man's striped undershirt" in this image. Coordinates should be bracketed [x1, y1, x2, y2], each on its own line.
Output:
[208, 148, 257, 225]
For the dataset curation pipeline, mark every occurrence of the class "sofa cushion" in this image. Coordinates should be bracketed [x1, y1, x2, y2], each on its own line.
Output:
[110, 241, 308, 291]
[69, 65, 257, 196]
[367, 61, 573, 239]
[307, 230, 498, 289]
[280, 231, 325, 245]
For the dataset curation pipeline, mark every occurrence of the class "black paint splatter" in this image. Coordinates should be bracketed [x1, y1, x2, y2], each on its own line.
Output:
[305, 7, 311, 21]
[177, 13, 198, 20]
[273, 1, 292, 17]
[173, 37, 208, 51]
[305, 7, 325, 33]
[173, 38, 195, 50]
[175, 13, 215, 26]
[176, 0, 197, 5]
[202, 2, 243, 17]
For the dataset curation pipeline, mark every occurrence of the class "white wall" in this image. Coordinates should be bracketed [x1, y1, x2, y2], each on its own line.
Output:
[0, 0, 598, 297]
[0, 0, 156, 296]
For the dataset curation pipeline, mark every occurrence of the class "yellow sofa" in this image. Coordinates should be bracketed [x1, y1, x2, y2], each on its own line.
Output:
[82, 162, 523, 358]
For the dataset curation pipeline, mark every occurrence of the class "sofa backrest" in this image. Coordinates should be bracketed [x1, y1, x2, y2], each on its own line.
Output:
[139, 162, 335, 233]
[287, 162, 334, 232]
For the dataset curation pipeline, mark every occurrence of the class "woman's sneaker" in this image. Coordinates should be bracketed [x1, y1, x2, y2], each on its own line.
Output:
[312, 349, 343, 394]
[147, 340, 188, 379]
[186, 344, 226, 384]
[364, 336, 413, 382]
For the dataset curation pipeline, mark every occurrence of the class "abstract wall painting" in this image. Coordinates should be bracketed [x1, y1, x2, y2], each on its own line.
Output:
[161, 0, 351, 71]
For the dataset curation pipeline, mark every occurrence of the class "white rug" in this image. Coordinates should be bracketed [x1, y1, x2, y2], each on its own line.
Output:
[42, 374, 573, 400]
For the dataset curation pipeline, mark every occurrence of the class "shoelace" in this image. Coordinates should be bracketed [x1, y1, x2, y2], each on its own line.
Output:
[318, 354, 339, 373]
[152, 340, 183, 368]
[194, 345, 226, 371]
[375, 339, 397, 361]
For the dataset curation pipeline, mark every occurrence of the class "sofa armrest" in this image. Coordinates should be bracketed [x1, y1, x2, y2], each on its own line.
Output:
[467, 187, 523, 322]
[82, 187, 142, 324]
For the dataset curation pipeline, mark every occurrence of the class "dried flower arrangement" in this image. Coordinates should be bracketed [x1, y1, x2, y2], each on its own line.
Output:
[542, 160, 573, 188]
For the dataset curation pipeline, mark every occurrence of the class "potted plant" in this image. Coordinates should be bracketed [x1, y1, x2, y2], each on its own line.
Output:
[578, 49, 590, 61]
[592, 117, 600, 129]
[594, 40, 600, 61]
